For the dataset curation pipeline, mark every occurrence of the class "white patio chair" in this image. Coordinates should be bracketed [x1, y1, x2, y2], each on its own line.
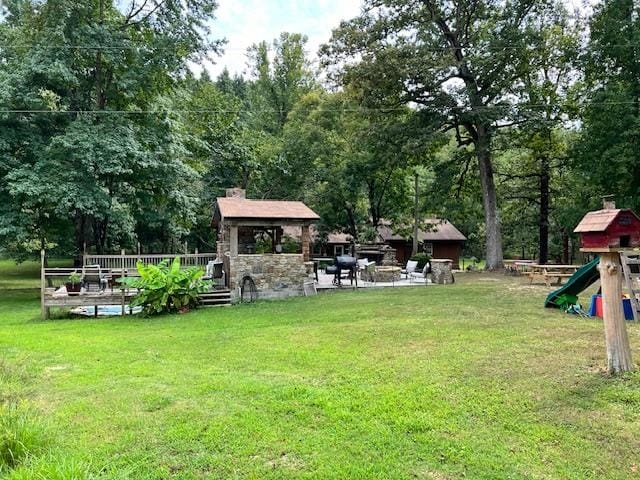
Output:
[401, 260, 419, 279]
[409, 262, 431, 284]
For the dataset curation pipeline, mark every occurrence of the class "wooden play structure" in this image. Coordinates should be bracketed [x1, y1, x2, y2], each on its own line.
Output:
[574, 197, 640, 374]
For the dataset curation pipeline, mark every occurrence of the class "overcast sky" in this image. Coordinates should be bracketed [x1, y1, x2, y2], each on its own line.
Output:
[206, 0, 363, 78]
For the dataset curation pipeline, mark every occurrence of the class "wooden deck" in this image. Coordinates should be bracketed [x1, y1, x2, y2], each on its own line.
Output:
[40, 250, 222, 319]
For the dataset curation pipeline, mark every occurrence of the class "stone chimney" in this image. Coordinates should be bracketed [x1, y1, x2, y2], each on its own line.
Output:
[226, 188, 246, 199]
[602, 195, 616, 210]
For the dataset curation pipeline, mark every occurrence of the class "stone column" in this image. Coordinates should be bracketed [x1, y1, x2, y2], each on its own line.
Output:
[301, 225, 311, 261]
[431, 259, 454, 284]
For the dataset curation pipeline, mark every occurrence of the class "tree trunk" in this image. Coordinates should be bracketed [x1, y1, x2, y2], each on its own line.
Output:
[561, 227, 569, 265]
[74, 211, 87, 267]
[476, 126, 503, 270]
[539, 155, 550, 264]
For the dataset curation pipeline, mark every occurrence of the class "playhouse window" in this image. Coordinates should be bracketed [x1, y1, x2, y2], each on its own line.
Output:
[619, 215, 632, 226]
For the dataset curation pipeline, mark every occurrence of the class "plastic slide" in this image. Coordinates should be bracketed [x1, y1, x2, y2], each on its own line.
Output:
[544, 257, 600, 308]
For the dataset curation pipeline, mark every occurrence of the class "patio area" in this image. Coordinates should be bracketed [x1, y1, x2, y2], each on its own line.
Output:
[314, 268, 433, 291]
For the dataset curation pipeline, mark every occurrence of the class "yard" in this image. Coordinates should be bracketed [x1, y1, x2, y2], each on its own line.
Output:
[1, 260, 640, 479]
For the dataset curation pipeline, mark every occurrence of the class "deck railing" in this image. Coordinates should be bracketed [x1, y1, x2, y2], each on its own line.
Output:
[82, 252, 217, 270]
[41, 251, 218, 319]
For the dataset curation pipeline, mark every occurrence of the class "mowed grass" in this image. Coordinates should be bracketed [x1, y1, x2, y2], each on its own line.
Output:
[1, 262, 640, 479]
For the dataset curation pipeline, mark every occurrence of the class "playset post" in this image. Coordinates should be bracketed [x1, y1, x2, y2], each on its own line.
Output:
[574, 197, 640, 374]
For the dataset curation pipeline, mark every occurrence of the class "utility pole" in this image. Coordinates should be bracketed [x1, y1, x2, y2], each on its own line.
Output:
[412, 173, 419, 256]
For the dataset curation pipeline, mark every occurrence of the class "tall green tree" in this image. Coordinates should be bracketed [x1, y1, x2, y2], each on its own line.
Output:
[241, 32, 318, 198]
[322, 0, 560, 269]
[283, 90, 441, 241]
[577, 0, 640, 210]
[0, 0, 221, 259]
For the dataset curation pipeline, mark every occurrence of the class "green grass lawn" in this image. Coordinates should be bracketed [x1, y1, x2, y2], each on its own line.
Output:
[1, 262, 640, 479]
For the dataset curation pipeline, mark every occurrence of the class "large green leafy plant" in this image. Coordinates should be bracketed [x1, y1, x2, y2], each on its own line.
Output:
[120, 258, 211, 315]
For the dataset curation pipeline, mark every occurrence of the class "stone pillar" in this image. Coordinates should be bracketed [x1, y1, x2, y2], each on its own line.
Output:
[301, 225, 311, 261]
[431, 259, 454, 284]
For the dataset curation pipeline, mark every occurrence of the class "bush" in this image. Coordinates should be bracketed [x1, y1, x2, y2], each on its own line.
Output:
[0, 403, 49, 471]
[409, 253, 431, 270]
[119, 257, 212, 315]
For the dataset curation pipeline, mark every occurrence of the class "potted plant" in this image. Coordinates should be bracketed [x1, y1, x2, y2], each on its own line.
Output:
[65, 271, 82, 295]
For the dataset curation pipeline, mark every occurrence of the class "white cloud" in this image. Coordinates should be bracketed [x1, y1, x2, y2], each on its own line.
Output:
[203, 0, 362, 79]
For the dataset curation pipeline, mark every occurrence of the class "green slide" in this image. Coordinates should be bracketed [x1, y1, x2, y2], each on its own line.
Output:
[544, 257, 600, 308]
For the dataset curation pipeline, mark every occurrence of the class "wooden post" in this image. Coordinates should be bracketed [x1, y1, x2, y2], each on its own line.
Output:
[40, 249, 49, 320]
[301, 225, 311, 262]
[412, 172, 419, 256]
[121, 249, 126, 316]
[229, 225, 238, 256]
[599, 252, 634, 374]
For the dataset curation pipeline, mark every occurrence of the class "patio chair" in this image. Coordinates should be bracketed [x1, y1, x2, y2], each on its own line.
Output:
[203, 261, 215, 280]
[409, 262, 431, 284]
[81, 264, 109, 292]
[401, 260, 419, 279]
[362, 261, 377, 283]
[356, 258, 369, 279]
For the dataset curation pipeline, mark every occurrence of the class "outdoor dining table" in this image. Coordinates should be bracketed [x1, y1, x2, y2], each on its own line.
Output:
[528, 264, 580, 287]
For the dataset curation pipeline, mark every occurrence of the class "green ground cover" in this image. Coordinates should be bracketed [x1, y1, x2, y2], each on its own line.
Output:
[1, 261, 640, 479]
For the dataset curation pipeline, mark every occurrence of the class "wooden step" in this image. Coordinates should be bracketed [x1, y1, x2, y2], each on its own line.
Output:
[198, 289, 232, 307]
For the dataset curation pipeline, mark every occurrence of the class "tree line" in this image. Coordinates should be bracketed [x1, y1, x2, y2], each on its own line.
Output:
[0, 0, 638, 268]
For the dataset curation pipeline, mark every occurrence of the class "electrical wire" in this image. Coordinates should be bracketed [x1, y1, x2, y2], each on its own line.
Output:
[0, 100, 636, 115]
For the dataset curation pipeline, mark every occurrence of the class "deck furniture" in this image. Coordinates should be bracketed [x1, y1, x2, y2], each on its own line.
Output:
[401, 260, 419, 279]
[81, 264, 109, 292]
[409, 263, 431, 284]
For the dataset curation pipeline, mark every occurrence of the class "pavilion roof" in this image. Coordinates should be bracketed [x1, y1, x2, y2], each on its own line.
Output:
[214, 197, 320, 223]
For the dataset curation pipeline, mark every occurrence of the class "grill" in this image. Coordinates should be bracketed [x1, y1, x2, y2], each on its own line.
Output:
[326, 255, 357, 286]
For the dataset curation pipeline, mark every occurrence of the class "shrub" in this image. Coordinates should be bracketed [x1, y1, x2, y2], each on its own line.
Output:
[0, 403, 49, 471]
[409, 253, 431, 270]
[119, 257, 212, 315]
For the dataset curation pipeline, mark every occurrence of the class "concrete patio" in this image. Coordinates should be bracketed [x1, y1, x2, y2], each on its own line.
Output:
[315, 269, 433, 291]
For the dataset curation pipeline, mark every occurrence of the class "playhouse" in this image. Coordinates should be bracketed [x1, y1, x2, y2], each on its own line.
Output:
[574, 203, 640, 251]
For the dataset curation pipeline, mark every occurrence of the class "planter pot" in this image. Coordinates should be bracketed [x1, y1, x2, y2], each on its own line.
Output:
[65, 282, 81, 295]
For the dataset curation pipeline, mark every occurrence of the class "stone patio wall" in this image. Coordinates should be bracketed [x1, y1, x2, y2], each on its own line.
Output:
[228, 254, 309, 300]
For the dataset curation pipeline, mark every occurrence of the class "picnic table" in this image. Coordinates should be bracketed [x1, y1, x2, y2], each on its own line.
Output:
[504, 259, 535, 275]
[529, 264, 580, 287]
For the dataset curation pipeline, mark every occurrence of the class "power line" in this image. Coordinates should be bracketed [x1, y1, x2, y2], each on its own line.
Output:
[0, 100, 636, 115]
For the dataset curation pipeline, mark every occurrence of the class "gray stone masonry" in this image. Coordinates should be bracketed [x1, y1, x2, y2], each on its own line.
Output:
[229, 254, 308, 300]
[431, 259, 454, 284]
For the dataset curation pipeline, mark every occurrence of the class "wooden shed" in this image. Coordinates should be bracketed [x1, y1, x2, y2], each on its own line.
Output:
[574, 205, 640, 252]
[376, 218, 467, 269]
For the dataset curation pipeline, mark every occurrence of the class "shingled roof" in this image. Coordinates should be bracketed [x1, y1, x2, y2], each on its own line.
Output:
[215, 197, 320, 222]
[377, 218, 466, 242]
[574, 209, 640, 233]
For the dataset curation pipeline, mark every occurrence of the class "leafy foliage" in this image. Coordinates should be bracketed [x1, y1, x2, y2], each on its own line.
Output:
[409, 253, 431, 270]
[120, 257, 211, 315]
